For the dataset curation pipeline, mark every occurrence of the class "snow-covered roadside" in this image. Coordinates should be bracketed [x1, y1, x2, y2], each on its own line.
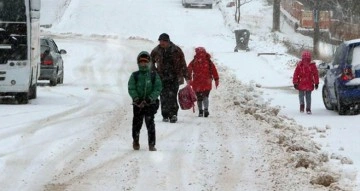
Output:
[212, 63, 355, 190]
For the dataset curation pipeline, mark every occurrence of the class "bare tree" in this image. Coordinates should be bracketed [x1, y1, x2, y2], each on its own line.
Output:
[235, 0, 253, 23]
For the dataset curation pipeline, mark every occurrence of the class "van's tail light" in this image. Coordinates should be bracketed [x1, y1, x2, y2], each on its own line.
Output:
[340, 68, 354, 81]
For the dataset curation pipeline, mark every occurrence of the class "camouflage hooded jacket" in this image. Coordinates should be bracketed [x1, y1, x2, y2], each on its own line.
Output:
[150, 42, 190, 85]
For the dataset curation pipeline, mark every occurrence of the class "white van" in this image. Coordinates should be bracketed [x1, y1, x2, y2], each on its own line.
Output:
[0, 0, 41, 104]
[182, 0, 213, 9]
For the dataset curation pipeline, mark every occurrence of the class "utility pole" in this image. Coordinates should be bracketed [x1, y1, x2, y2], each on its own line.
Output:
[272, 0, 281, 32]
[313, 0, 320, 58]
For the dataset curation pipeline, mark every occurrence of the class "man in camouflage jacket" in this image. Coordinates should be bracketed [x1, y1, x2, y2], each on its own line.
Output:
[151, 33, 190, 123]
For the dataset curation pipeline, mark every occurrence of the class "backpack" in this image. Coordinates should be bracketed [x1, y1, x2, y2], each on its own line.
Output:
[178, 84, 197, 112]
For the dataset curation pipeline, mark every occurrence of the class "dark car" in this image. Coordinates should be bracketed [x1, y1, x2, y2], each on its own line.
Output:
[322, 39, 360, 115]
[182, 0, 213, 8]
[38, 37, 66, 86]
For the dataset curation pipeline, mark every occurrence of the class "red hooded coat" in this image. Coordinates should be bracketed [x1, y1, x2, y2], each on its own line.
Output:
[188, 47, 219, 92]
[292, 51, 319, 91]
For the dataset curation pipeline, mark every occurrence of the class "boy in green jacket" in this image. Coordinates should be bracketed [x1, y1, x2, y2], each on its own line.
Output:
[128, 51, 162, 151]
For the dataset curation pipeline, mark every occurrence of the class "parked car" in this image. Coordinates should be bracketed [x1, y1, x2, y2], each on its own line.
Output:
[39, 37, 67, 86]
[322, 39, 360, 115]
[182, 0, 213, 8]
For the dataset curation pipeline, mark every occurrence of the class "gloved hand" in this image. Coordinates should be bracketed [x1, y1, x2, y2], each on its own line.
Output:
[314, 84, 319, 90]
[215, 80, 219, 89]
[133, 98, 140, 104]
[133, 98, 144, 108]
[145, 97, 152, 104]
[294, 84, 298, 90]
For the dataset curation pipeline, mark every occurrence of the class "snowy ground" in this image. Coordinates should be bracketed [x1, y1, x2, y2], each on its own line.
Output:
[0, 0, 359, 190]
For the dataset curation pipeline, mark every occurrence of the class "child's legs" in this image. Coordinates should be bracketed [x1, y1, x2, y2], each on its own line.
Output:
[196, 91, 211, 110]
[196, 92, 204, 110]
[298, 90, 305, 105]
[132, 106, 144, 141]
[144, 113, 156, 146]
[305, 91, 312, 109]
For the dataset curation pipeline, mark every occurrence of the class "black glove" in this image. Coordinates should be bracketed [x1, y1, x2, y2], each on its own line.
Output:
[294, 84, 298, 90]
[133, 98, 140, 104]
[145, 97, 152, 104]
[133, 98, 143, 107]
[315, 84, 319, 90]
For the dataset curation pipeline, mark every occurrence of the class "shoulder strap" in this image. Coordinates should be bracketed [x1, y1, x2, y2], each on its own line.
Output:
[133, 71, 140, 82]
[150, 71, 156, 84]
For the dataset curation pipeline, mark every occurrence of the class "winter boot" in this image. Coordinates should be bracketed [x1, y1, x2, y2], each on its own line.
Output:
[306, 108, 312, 114]
[133, 141, 140, 150]
[300, 104, 305, 113]
[170, 115, 177, 123]
[149, 145, 157, 151]
[199, 110, 203, 117]
[204, 109, 209, 117]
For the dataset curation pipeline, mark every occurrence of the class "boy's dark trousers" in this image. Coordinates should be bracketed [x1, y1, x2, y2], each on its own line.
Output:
[132, 105, 156, 146]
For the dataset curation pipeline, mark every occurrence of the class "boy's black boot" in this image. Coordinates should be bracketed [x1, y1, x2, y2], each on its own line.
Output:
[204, 109, 209, 117]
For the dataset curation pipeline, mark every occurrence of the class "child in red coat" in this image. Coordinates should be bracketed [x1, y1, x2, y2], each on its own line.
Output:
[188, 47, 219, 117]
[292, 50, 319, 114]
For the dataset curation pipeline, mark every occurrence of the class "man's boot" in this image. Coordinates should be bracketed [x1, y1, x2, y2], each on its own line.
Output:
[149, 145, 157, 151]
[204, 109, 209, 117]
[133, 141, 140, 150]
[170, 115, 177, 123]
[199, 110, 203, 117]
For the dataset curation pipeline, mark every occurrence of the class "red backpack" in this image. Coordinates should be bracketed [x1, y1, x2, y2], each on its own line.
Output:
[178, 85, 197, 112]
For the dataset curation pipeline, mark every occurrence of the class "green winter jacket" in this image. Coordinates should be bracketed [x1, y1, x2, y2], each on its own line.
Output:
[128, 51, 162, 102]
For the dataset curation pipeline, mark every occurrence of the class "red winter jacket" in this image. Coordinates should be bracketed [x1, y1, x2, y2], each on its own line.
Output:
[188, 49, 219, 92]
[293, 60, 319, 91]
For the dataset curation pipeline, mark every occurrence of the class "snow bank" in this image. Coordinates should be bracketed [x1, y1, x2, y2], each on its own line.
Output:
[213, 0, 356, 190]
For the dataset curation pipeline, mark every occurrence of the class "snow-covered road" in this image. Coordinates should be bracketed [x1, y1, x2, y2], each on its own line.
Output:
[0, 0, 357, 190]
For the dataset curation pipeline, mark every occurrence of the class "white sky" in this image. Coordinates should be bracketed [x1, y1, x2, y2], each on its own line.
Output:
[0, 0, 359, 190]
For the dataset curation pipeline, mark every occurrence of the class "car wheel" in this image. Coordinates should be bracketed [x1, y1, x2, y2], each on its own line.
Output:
[207, 4, 212, 9]
[59, 70, 64, 84]
[29, 83, 37, 99]
[336, 92, 347, 115]
[322, 85, 334, 110]
[50, 77, 57, 86]
[50, 68, 58, 86]
[57, 74, 62, 84]
[59, 75, 64, 84]
[15, 93, 29, 104]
